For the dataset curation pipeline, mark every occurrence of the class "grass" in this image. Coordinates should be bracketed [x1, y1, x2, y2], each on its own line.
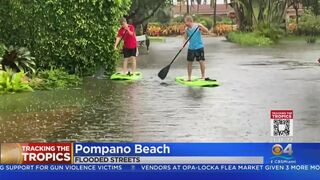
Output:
[226, 31, 274, 46]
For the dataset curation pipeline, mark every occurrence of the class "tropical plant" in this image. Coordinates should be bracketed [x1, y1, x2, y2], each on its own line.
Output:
[213, 23, 235, 36]
[228, 0, 288, 31]
[148, 23, 186, 36]
[0, 69, 33, 93]
[0, 45, 35, 74]
[30, 68, 82, 90]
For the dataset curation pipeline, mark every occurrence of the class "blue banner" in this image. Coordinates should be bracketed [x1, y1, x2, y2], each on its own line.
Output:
[1, 143, 320, 179]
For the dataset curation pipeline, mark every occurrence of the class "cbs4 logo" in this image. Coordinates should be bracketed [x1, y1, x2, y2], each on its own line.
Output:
[272, 144, 293, 156]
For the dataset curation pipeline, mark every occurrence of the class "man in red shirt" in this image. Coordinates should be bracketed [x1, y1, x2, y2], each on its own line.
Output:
[114, 18, 137, 74]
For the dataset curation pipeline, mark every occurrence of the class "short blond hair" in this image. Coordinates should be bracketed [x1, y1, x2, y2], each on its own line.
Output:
[120, 17, 127, 24]
[184, 15, 193, 22]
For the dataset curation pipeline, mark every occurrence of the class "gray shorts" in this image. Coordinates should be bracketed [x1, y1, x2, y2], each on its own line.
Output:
[187, 48, 205, 62]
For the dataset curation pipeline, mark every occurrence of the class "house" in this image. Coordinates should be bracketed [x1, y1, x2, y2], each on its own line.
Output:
[172, 3, 304, 21]
[172, 4, 233, 18]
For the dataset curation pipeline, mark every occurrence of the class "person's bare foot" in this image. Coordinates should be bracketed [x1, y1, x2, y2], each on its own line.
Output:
[318, 58, 320, 64]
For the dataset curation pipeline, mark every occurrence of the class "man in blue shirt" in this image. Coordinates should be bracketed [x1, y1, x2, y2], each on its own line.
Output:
[184, 15, 209, 81]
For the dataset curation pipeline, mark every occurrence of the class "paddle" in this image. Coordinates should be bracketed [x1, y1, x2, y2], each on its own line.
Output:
[158, 26, 200, 80]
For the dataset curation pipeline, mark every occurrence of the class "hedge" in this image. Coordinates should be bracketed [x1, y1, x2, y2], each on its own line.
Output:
[0, 0, 131, 76]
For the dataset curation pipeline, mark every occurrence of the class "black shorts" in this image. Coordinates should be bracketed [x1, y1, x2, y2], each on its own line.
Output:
[123, 48, 137, 58]
[187, 48, 205, 62]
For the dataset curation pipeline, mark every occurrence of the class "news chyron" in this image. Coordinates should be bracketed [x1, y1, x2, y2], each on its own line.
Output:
[1, 143, 320, 173]
[0, 143, 170, 164]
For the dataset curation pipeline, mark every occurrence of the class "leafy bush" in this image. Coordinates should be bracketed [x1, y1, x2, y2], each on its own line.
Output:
[0, 69, 33, 93]
[0, 0, 131, 76]
[30, 68, 82, 90]
[226, 31, 273, 46]
[193, 15, 213, 29]
[255, 23, 285, 42]
[219, 18, 233, 25]
[0, 45, 35, 74]
[299, 11, 320, 36]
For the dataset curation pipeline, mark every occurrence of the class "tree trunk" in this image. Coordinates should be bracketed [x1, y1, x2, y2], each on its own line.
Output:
[213, 0, 217, 27]
[187, 0, 190, 14]
[295, 8, 298, 25]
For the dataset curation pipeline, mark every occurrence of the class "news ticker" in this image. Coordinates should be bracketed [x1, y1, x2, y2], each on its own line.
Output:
[1, 143, 320, 173]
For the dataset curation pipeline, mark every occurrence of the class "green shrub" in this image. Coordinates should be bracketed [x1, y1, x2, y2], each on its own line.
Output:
[0, 0, 131, 76]
[219, 17, 233, 25]
[255, 23, 285, 42]
[0, 45, 36, 74]
[0, 69, 33, 93]
[299, 10, 320, 36]
[226, 31, 273, 46]
[30, 68, 82, 90]
[194, 15, 213, 29]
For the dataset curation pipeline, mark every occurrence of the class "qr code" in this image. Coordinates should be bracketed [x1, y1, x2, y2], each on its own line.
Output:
[272, 120, 292, 136]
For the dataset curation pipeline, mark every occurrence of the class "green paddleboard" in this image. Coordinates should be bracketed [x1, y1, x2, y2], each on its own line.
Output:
[175, 76, 219, 87]
[110, 72, 142, 81]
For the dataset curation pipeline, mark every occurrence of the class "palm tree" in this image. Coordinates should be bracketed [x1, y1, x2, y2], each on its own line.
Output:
[177, 0, 184, 15]
[196, 0, 202, 13]
[211, 0, 217, 27]
[187, 0, 190, 14]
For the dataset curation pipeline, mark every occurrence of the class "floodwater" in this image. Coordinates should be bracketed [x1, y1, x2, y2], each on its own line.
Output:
[0, 37, 319, 142]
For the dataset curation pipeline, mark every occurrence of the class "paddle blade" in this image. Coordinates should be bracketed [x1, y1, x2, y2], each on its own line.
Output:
[158, 65, 171, 80]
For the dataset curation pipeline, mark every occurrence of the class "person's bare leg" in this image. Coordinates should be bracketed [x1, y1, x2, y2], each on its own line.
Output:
[123, 58, 129, 74]
[188, 61, 193, 81]
[199, 60, 206, 79]
[131, 56, 136, 73]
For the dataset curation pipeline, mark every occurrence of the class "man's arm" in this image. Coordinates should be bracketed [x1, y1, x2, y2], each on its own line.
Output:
[198, 23, 209, 34]
[114, 37, 121, 49]
[182, 27, 188, 47]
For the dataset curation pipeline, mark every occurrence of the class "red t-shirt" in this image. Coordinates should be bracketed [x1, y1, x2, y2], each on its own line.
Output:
[117, 24, 137, 49]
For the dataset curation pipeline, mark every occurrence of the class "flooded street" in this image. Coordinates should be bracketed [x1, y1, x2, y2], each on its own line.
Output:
[0, 37, 319, 142]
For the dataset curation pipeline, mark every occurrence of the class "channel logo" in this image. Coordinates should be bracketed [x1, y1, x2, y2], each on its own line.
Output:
[270, 144, 294, 161]
[1, 143, 72, 164]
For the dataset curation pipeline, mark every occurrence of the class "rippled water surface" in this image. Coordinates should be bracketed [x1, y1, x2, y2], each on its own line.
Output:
[0, 37, 319, 142]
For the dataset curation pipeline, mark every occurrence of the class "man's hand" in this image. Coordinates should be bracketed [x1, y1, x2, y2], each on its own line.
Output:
[123, 24, 130, 31]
